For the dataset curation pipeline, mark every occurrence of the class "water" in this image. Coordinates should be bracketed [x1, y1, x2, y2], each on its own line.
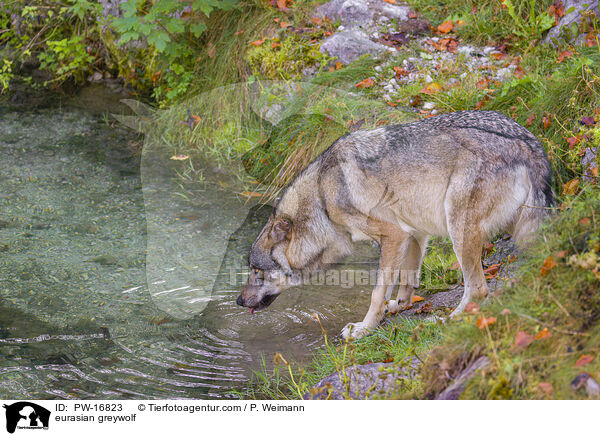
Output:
[0, 92, 378, 399]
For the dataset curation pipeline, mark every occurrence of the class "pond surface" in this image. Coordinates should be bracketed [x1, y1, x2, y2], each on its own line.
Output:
[0, 94, 378, 399]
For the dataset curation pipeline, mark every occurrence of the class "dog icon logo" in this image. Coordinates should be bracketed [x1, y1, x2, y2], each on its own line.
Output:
[3, 402, 50, 433]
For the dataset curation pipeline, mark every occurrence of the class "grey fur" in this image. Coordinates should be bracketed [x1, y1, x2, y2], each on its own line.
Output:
[237, 110, 553, 339]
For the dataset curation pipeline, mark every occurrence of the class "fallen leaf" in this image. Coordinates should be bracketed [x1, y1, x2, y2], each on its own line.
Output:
[484, 263, 502, 279]
[535, 328, 552, 340]
[576, 354, 594, 367]
[540, 256, 558, 276]
[476, 77, 490, 89]
[476, 316, 497, 329]
[240, 191, 263, 198]
[579, 217, 591, 227]
[280, 21, 290, 28]
[563, 178, 580, 196]
[538, 382, 553, 395]
[514, 331, 534, 350]
[355, 78, 374, 88]
[526, 114, 536, 127]
[170, 154, 189, 161]
[419, 82, 442, 94]
[311, 16, 322, 26]
[566, 136, 581, 148]
[409, 95, 422, 107]
[207, 42, 216, 58]
[465, 302, 480, 314]
[383, 0, 395, 3]
[580, 116, 596, 126]
[234, 30, 244, 36]
[411, 295, 424, 303]
[394, 66, 410, 78]
[585, 32, 598, 47]
[437, 20, 454, 34]
[542, 115, 552, 129]
[557, 49, 573, 63]
[555, 250, 567, 258]
[276, 0, 291, 11]
[500, 308, 512, 315]
[408, 10, 418, 19]
[336, 61, 342, 70]
[548, 1, 565, 26]
[249, 38, 265, 46]
[514, 65, 525, 78]
[382, 357, 394, 363]
[272, 41, 281, 48]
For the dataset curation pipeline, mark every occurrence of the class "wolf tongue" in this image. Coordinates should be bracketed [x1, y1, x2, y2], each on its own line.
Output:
[250, 308, 255, 314]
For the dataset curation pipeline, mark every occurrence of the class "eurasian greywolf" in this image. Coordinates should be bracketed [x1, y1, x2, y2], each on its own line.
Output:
[236, 110, 553, 339]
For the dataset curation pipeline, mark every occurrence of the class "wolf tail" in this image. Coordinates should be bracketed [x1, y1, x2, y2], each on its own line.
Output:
[511, 158, 554, 245]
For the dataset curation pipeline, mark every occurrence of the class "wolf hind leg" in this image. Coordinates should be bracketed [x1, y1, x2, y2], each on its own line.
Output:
[446, 211, 488, 318]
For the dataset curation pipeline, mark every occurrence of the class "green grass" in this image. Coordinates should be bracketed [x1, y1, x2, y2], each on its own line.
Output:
[419, 185, 600, 399]
[237, 317, 442, 399]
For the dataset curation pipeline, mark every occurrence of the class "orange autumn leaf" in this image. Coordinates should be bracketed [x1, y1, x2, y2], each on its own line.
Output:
[538, 382, 553, 395]
[476, 77, 490, 89]
[280, 21, 291, 28]
[311, 16, 323, 26]
[535, 328, 552, 340]
[170, 154, 189, 161]
[249, 38, 265, 46]
[272, 41, 281, 48]
[585, 33, 598, 47]
[277, 0, 291, 11]
[383, 0, 396, 3]
[566, 136, 581, 148]
[437, 20, 454, 34]
[514, 65, 525, 78]
[540, 256, 557, 276]
[526, 114, 537, 127]
[394, 66, 410, 78]
[514, 331, 534, 350]
[411, 295, 424, 303]
[500, 308, 512, 315]
[465, 302, 480, 314]
[575, 354, 594, 367]
[484, 263, 502, 279]
[557, 49, 573, 63]
[355, 78, 374, 88]
[419, 82, 442, 94]
[336, 61, 342, 70]
[476, 316, 497, 329]
[542, 115, 552, 129]
[408, 10, 418, 19]
[563, 178, 580, 196]
[239, 191, 263, 198]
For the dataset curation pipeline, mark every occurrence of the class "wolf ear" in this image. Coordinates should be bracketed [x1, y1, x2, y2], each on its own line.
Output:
[271, 218, 291, 242]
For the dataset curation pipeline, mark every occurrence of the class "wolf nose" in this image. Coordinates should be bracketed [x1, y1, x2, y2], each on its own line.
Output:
[236, 295, 244, 307]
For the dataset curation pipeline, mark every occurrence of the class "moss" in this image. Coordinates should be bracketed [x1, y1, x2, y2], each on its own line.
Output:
[246, 33, 332, 80]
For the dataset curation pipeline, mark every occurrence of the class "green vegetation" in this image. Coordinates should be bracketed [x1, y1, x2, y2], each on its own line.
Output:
[4, 0, 600, 400]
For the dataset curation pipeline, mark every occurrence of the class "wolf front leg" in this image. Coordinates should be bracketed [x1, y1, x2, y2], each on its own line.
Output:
[341, 235, 405, 340]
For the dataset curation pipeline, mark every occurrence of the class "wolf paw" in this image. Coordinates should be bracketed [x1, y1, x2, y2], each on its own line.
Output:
[385, 300, 403, 315]
[340, 322, 372, 340]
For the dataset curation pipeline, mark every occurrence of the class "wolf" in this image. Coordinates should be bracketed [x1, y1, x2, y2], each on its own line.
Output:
[236, 110, 553, 339]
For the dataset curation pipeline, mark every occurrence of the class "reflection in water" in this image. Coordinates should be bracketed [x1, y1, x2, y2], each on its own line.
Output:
[0, 106, 377, 399]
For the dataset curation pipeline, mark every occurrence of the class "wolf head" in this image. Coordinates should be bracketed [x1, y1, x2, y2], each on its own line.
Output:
[236, 174, 353, 312]
[236, 211, 300, 311]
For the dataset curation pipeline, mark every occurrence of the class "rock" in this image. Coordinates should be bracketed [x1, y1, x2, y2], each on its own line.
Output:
[544, 0, 599, 45]
[582, 147, 598, 182]
[423, 102, 435, 110]
[304, 360, 418, 400]
[436, 356, 490, 400]
[319, 29, 388, 64]
[374, 65, 383, 72]
[315, 0, 411, 28]
[89, 72, 103, 83]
